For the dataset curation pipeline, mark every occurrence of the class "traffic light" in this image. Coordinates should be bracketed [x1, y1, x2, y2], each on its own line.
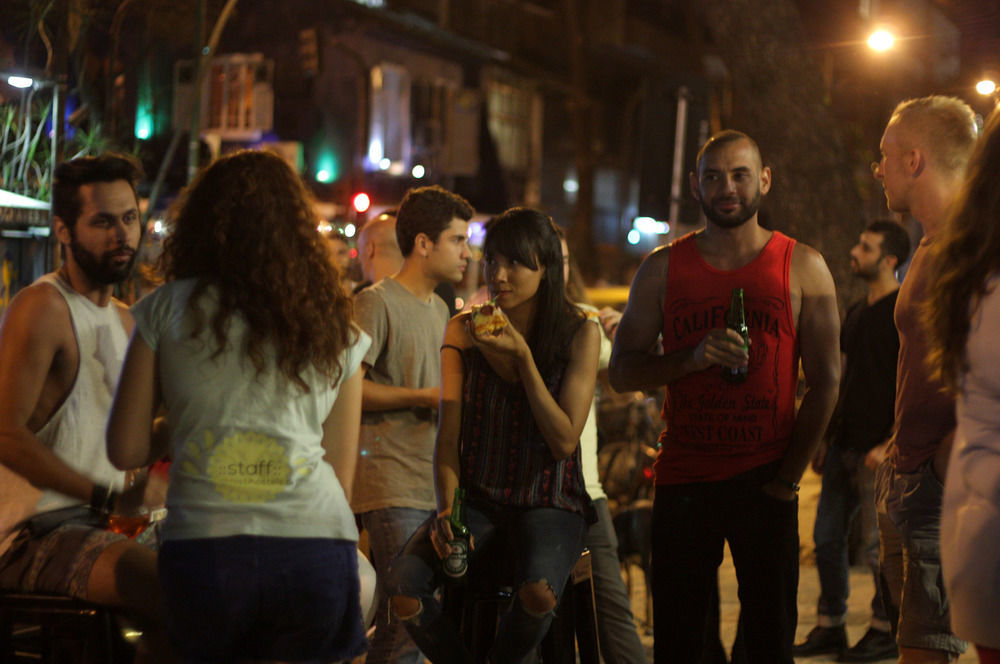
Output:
[352, 192, 371, 225]
[352, 193, 371, 214]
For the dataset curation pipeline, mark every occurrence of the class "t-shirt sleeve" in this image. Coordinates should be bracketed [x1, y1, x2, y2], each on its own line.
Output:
[341, 326, 372, 385]
[354, 287, 388, 368]
[130, 285, 172, 351]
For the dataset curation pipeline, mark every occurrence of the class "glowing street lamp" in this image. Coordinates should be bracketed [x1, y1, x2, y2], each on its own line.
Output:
[6, 75, 34, 89]
[976, 79, 997, 96]
[867, 29, 895, 52]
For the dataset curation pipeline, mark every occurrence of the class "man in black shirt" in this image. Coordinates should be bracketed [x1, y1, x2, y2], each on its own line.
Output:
[794, 220, 911, 662]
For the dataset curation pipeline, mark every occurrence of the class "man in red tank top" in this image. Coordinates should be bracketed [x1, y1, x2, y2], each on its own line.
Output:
[610, 130, 841, 663]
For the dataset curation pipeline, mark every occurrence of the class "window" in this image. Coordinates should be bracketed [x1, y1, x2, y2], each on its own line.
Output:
[486, 77, 533, 172]
[368, 64, 411, 173]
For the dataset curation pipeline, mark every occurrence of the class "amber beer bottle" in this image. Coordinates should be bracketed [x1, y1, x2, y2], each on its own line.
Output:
[443, 487, 470, 578]
[722, 287, 749, 383]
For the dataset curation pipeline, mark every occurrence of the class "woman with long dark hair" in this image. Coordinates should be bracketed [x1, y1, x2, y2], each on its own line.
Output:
[107, 150, 371, 662]
[388, 207, 600, 663]
[925, 107, 1000, 663]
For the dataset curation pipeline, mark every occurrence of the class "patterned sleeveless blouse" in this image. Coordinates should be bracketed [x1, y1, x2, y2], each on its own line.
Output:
[458, 346, 593, 520]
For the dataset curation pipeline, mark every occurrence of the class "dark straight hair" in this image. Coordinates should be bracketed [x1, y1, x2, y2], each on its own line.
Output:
[483, 208, 585, 376]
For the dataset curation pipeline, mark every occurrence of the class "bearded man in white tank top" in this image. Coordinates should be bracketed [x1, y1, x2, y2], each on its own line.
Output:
[0, 154, 173, 662]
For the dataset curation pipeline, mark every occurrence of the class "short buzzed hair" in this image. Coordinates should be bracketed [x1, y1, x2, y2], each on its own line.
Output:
[888, 96, 978, 176]
[695, 130, 763, 172]
[867, 220, 911, 267]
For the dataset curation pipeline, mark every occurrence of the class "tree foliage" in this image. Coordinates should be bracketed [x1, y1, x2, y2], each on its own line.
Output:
[689, 0, 865, 307]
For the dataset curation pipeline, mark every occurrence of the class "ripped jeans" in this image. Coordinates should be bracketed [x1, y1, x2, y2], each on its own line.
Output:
[387, 499, 586, 664]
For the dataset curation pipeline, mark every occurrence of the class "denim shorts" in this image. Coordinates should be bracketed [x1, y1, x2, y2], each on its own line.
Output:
[875, 459, 967, 654]
[159, 536, 368, 662]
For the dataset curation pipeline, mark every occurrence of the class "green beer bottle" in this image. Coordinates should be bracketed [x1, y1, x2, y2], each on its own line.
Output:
[722, 287, 749, 384]
[443, 487, 470, 578]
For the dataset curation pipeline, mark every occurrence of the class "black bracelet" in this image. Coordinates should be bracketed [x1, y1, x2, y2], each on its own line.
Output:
[773, 476, 800, 492]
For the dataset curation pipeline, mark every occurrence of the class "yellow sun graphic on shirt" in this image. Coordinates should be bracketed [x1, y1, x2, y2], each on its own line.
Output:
[202, 430, 293, 503]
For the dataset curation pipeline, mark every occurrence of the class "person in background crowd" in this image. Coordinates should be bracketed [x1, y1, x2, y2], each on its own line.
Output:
[0, 154, 172, 663]
[870, 96, 978, 664]
[356, 210, 405, 291]
[558, 228, 647, 664]
[106, 150, 370, 663]
[327, 231, 357, 292]
[924, 106, 1000, 664]
[795, 220, 911, 662]
[389, 208, 600, 663]
[609, 129, 840, 663]
[353, 185, 473, 664]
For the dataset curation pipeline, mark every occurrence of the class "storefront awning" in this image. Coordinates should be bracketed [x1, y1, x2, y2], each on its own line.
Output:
[0, 189, 50, 228]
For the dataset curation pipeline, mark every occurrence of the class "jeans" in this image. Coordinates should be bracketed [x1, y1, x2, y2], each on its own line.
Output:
[875, 459, 967, 655]
[651, 462, 799, 664]
[813, 444, 887, 623]
[584, 498, 645, 664]
[158, 536, 367, 663]
[388, 500, 587, 664]
[361, 507, 435, 664]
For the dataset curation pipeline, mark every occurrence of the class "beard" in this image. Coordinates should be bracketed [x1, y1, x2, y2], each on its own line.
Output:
[850, 258, 880, 282]
[68, 234, 136, 285]
[700, 189, 762, 228]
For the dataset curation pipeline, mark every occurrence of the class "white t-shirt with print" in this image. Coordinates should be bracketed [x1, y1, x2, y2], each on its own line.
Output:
[133, 279, 370, 542]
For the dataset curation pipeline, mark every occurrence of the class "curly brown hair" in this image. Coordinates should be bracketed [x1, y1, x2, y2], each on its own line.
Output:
[159, 150, 356, 391]
[924, 107, 1000, 393]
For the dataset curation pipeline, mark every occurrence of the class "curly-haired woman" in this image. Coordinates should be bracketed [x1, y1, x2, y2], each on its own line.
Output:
[107, 150, 371, 662]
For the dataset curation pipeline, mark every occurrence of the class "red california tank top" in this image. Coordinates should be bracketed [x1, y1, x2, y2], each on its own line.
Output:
[654, 231, 800, 484]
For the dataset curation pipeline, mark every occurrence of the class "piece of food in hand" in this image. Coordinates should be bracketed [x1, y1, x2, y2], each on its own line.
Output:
[471, 301, 507, 336]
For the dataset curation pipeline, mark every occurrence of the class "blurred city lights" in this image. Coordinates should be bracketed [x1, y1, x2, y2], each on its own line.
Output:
[626, 229, 642, 245]
[867, 29, 895, 52]
[367, 139, 384, 165]
[378, 157, 391, 171]
[468, 220, 486, 247]
[976, 79, 997, 96]
[633, 216, 670, 235]
[411, 164, 426, 179]
[563, 178, 579, 193]
[352, 193, 371, 213]
[6, 75, 33, 88]
[344, 223, 357, 238]
[315, 149, 340, 183]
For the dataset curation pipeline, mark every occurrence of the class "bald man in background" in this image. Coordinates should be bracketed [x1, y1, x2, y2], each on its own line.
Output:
[356, 212, 404, 291]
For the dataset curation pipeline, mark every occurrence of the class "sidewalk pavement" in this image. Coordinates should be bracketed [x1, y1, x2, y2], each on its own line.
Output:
[633, 467, 977, 663]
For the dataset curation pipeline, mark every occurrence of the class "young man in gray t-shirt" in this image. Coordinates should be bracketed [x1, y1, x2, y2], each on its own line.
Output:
[352, 185, 473, 664]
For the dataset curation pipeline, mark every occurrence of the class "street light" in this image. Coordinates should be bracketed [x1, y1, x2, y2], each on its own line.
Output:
[6, 75, 34, 89]
[976, 79, 997, 96]
[867, 29, 895, 52]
